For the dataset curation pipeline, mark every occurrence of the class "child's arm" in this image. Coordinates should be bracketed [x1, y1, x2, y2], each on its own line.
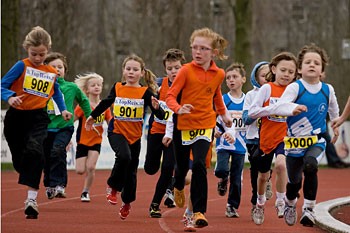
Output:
[162, 115, 173, 147]
[332, 96, 350, 129]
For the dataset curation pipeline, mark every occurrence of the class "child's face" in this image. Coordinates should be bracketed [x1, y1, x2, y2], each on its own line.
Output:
[191, 36, 213, 67]
[165, 60, 182, 82]
[123, 60, 144, 85]
[86, 78, 102, 96]
[48, 58, 65, 77]
[257, 65, 269, 86]
[272, 60, 296, 86]
[226, 69, 246, 91]
[27, 45, 48, 67]
[298, 52, 322, 80]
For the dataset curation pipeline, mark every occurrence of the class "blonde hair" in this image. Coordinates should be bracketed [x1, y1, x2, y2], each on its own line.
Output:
[190, 27, 228, 60]
[75, 72, 104, 94]
[122, 54, 158, 94]
[22, 26, 52, 50]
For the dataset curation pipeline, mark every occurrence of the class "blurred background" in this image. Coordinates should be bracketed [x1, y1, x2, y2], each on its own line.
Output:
[1, 0, 350, 110]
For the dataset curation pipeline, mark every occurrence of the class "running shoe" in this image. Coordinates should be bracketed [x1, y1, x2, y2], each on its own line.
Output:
[81, 192, 90, 202]
[55, 185, 66, 198]
[275, 200, 285, 218]
[225, 205, 240, 218]
[265, 179, 273, 200]
[24, 199, 39, 219]
[284, 203, 297, 226]
[106, 186, 117, 205]
[119, 203, 131, 220]
[46, 187, 55, 200]
[193, 212, 208, 228]
[164, 189, 176, 208]
[217, 177, 228, 196]
[182, 213, 196, 232]
[251, 205, 256, 221]
[300, 207, 315, 227]
[174, 188, 185, 208]
[149, 203, 162, 218]
[252, 204, 264, 225]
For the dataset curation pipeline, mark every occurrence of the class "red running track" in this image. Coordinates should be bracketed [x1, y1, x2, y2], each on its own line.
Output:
[2, 168, 349, 233]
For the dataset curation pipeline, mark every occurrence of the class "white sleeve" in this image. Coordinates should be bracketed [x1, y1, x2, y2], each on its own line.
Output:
[248, 84, 274, 118]
[164, 115, 174, 139]
[271, 83, 300, 116]
[243, 90, 254, 110]
[327, 84, 340, 120]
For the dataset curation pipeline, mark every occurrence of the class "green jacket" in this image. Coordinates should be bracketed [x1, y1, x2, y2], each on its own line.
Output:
[47, 77, 91, 130]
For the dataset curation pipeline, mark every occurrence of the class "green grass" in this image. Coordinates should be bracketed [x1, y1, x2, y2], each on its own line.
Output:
[1, 163, 14, 171]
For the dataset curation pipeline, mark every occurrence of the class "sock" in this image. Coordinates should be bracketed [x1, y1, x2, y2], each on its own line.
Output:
[302, 199, 316, 210]
[276, 192, 285, 202]
[185, 208, 193, 216]
[82, 188, 89, 193]
[257, 194, 266, 206]
[285, 197, 297, 206]
[27, 190, 38, 200]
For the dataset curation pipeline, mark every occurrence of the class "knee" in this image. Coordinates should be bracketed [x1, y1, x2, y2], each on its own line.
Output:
[274, 162, 286, 175]
[144, 162, 158, 175]
[258, 172, 270, 183]
[76, 168, 85, 175]
[303, 156, 318, 174]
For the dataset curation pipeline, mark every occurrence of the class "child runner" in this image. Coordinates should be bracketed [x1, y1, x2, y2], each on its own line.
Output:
[74, 72, 112, 202]
[166, 27, 233, 229]
[267, 44, 340, 227]
[85, 54, 165, 220]
[1, 26, 71, 219]
[214, 62, 246, 218]
[248, 52, 297, 225]
[144, 48, 186, 218]
[242, 61, 273, 219]
[43, 52, 92, 199]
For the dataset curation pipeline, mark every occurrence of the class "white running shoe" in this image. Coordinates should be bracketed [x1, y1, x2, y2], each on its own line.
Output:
[81, 192, 90, 202]
[275, 200, 285, 218]
[265, 179, 273, 200]
[300, 207, 315, 227]
[284, 204, 297, 226]
[24, 199, 39, 219]
[252, 204, 264, 225]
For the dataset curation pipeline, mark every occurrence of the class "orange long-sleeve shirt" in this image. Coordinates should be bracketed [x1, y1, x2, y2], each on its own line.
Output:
[166, 61, 226, 130]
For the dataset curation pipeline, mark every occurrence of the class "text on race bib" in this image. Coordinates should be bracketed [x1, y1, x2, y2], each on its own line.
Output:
[181, 128, 212, 145]
[284, 135, 318, 150]
[113, 97, 144, 121]
[23, 67, 56, 98]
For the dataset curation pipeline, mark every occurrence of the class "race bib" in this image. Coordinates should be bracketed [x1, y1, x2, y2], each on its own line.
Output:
[154, 100, 173, 125]
[229, 110, 246, 131]
[94, 113, 105, 126]
[47, 98, 61, 115]
[267, 97, 286, 122]
[23, 67, 55, 98]
[113, 97, 144, 121]
[284, 135, 318, 150]
[181, 128, 212, 145]
[256, 118, 262, 128]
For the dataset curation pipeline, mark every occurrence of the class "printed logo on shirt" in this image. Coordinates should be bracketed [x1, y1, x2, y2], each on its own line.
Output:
[23, 67, 55, 98]
[318, 103, 327, 114]
[181, 128, 212, 145]
[113, 97, 144, 121]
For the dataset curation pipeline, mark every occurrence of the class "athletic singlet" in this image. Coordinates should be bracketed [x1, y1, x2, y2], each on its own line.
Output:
[75, 105, 112, 146]
[259, 82, 287, 154]
[112, 82, 148, 144]
[9, 58, 57, 110]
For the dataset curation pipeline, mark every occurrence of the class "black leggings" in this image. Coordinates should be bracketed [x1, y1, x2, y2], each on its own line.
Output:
[286, 146, 323, 201]
[107, 133, 141, 204]
[172, 128, 210, 214]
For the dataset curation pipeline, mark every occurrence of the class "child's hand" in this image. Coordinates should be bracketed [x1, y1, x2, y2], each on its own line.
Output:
[85, 116, 95, 131]
[330, 127, 339, 144]
[178, 104, 194, 115]
[221, 111, 233, 127]
[223, 132, 235, 144]
[8, 95, 24, 108]
[292, 105, 307, 116]
[162, 137, 172, 147]
[151, 96, 159, 109]
[331, 116, 345, 129]
[61, 110, 73, 121]
[214, 127, 223, 138]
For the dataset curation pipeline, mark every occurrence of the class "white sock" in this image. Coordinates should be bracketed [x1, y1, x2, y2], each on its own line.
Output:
[285, 197, 297, 206]
[302, 199, 316, 210]
[276, 192, 285, 202]
[257, 194, 266, 206]
[27, 190, 38, 200]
